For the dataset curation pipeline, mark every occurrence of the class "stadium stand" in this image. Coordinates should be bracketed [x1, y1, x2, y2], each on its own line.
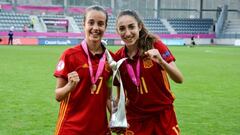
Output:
[168, 18, 214, 34]
[38, 14, 66, 19]
[38, 14, 68, 32]
[0, 7, 216, 38]
[223, 19, 240, 34]
[73, 15, 84, 32]
[143, 18, 169, 34]
[73, 16, 169, 34]
[106, 16, 116, 33]
[0, 11, 34, 32]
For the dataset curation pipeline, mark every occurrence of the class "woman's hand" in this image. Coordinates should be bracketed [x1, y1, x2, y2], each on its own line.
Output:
[145, 49, 183, 83]
[67, 71, 80, 88]
[144, 49, 164, 64]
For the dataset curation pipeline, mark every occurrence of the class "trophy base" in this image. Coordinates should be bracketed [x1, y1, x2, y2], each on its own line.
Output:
[110, 127, 127, 134]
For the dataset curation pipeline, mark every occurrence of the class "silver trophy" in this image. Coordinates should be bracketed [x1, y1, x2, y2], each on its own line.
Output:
[105, 49, 128, 128]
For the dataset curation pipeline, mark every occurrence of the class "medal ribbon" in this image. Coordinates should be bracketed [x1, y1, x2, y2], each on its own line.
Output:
[81, 40, 106, 84]
[126, 58, 140, 88]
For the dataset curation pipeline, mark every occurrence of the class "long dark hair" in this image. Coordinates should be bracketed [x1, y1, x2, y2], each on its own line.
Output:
[116, 10, 158, 55]
[83, 5, 108, 28]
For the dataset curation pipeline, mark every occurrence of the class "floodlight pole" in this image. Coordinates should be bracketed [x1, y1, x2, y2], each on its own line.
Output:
[111, 0, 115, 16]
[155, 0, 161, 19]
[11, 0, 17, 12]
[64, 0, 67, 15]
[200, 0, 203, 19]
[154, 0, 160, 19]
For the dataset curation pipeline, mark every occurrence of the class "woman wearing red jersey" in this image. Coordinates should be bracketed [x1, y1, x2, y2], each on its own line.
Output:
[53, 5, 113, 135]
[113, 10, 184, 135]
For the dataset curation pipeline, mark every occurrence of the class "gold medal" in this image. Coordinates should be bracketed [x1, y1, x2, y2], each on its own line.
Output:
[91, 84, 97, 94]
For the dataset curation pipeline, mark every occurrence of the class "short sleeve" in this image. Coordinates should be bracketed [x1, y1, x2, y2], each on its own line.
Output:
[154, 40, 175, 63]
[54, 51, 70, 80]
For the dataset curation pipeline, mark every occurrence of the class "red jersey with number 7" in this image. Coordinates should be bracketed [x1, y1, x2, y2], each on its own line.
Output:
[54, 44, 112, 135]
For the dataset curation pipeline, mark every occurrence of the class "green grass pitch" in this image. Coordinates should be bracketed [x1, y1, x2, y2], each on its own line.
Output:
[0, 45, 239, 135]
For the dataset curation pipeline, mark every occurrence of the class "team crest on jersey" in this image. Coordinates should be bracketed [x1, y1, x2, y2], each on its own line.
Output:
[56, 60, 65, 71]
[105, 63, 111, 72]
[143, 57, 153, 68]
[82, 63, 88, 68]
[126, 130, 134, 135]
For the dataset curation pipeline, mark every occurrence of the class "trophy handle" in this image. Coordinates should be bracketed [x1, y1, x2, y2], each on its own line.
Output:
[105, 49, 128, 128]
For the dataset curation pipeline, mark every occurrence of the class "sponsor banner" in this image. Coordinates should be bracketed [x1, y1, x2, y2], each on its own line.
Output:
[1, 4, 13, 11]
[39, 38, 80, 45]
[158, 34, 216, 39]
[68, 7, 85, 14]
[161, 39, 185, 46]
[102, 39, 114, 45]
[113, 39, 185, 46]
[43, 18, 68, 26]
[234, 40, 240, 46]
[16, 5, 63, 12]
[0, 31, 82, 37]
[114, 40, 125, 45]
[68, 7, 112, 15]
[0, 38, 38, 45]
[0, 38, 8, 45]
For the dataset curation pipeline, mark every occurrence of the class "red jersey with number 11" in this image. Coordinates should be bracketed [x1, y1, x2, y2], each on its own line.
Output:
[114, 40, 176, 120]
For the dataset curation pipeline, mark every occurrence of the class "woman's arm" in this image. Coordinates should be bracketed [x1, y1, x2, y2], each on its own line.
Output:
[159, 61, 183, 83]
[55, 71, 80, 102]
[145, 49, 184, 83]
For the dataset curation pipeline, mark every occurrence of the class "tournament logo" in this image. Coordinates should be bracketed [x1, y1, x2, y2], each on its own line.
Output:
[105, 63, 111, 72]
[57, 60, 65, 71]
[162, 51, 170, 59]
[82, 63, 89, 68]
[143, 57, 153, 68]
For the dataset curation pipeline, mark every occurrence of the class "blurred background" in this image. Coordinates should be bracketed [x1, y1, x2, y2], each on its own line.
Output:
[0, 0, 240, 46]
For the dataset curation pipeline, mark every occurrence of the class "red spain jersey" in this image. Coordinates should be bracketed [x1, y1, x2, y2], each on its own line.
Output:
[114, 40, 176, 120]
[54, 44, 112, 135]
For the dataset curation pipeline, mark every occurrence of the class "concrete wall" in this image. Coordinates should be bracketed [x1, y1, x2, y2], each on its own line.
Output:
[214, 38, 240, 45]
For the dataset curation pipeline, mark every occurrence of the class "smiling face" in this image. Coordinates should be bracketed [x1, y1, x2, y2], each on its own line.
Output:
[83, 10, 107, 44]
[116, 15, 142, 47]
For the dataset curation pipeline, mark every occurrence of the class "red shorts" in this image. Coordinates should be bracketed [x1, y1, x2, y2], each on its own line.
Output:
[125, 107, 180, 135]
